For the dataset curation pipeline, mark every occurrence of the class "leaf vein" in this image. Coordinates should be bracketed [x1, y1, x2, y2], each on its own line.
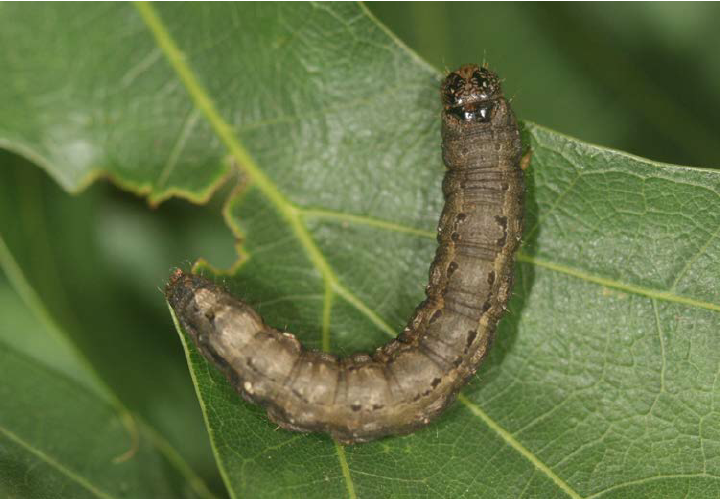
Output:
[670, 219, 720, 291]
[0, 426, 115, 499]
[458, 393, 582, 499]
[157, 107, 201, 189]
[519, 254, 720, 312]
[585, 473, 720, 499]
[334, 442, 357, 499]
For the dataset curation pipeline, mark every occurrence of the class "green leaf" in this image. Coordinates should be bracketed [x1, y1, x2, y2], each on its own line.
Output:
[0, 151, 227, 497]
[2, 3, 719, 499]
[0, 233, 216, 498]
[0, 340, 206, 499]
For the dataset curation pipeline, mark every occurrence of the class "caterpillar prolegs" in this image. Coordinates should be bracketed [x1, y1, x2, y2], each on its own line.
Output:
[166, 64, 524, 444]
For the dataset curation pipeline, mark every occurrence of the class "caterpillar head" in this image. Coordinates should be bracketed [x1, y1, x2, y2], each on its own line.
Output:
[442, 64, 503, 124]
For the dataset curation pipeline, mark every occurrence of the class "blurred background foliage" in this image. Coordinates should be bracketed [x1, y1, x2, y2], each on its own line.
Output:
[1, 3, 718, 496]
[370, 2, 720, 169]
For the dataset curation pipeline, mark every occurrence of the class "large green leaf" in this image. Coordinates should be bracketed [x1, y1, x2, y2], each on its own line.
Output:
[1, 3, 719, 499]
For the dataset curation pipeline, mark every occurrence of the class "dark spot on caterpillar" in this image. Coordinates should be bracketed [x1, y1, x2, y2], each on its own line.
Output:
[448, 106, 468, 121]
[396, 330, 412, 344]
[465, 331, 477, 352]
[495, 215, 508, 246]
[166, 63, 523, 445]
[429, 309, 442, 324]
[475, 103, 495, 123]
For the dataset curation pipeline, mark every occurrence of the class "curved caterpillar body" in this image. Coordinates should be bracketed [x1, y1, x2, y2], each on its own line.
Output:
[166, 64, 523, 444]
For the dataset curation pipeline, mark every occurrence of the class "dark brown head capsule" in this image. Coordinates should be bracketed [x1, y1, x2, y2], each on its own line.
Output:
[441, 64, 501, 123]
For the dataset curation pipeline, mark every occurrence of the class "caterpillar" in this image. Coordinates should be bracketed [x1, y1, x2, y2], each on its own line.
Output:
[166, 64, 524, 444]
